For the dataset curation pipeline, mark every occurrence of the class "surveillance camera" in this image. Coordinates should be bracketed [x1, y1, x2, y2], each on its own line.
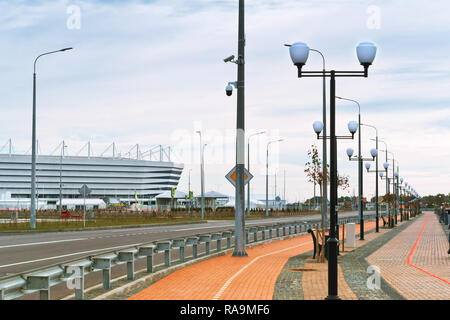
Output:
[225, 84, 233, 96]
[224, 55, 235, 63]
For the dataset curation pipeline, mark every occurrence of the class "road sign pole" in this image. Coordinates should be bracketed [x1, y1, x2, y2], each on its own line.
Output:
[83, 190, 86, 228]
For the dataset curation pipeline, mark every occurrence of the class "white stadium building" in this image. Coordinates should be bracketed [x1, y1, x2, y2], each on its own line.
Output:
[0, 143, 184, 210]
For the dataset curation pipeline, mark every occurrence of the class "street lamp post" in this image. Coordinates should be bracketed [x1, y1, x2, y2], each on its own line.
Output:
[59, 141, 67, 216]
[188, 169, 192, 215]
[336, 97, 366, 240]
[346, 142, 377, 239]
[31, 47, 73, 229]
[288, 40, 377, 300]
[361, 123, 380, 232]
[285, 45, 328, 227]
[374, 139, 390, 224]
[266, 139, 283, 217]
[247, 131, 266, 216]
[196, 131, 205, 220]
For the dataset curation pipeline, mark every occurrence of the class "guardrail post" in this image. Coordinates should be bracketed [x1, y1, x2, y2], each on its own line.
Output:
[282, 224, 286, 236]
[268, 226, 273, 239]
[75, 268, 84, 300]
[172, 239, 186, 263]
[222, 232, 232, 249]
[138, 245, 155, 273]
[156, 242, 172, 267]
[92, 255, 116, 290]
[259, 227, 266, 240]
[185, 237, 199, 259]
[211, 234, 222, 252]
[245, 229, 249, 244]
[118, 250, 137, 281]
[198, 235, 211, 255]
[276, 225, 280, 237]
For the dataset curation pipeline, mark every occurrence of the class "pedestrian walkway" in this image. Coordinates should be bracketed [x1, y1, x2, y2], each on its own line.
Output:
[128, 220, 377, 300]
[366, 211, 450, 300]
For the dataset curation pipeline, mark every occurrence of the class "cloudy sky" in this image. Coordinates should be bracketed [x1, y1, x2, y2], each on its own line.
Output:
[1, 0, 449, 202]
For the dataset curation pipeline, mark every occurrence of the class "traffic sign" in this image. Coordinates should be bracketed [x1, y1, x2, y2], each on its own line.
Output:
[79, 184, 91, 196]
[225, 166, 253, 187]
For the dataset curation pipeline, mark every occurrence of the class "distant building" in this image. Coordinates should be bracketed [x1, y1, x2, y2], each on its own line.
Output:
[0, 151, 183, 210]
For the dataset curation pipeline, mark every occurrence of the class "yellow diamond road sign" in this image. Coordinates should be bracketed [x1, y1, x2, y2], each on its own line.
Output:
[225, 166, 253, 187]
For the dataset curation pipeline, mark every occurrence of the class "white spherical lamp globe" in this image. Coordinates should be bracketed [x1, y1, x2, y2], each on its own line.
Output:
[356, 41, 377, 66]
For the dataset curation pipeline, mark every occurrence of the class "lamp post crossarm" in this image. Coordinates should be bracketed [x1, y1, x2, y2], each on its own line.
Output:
[317, 135, 354, 140]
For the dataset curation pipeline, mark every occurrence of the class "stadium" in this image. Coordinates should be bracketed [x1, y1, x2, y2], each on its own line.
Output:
[0, 141, 184, 210]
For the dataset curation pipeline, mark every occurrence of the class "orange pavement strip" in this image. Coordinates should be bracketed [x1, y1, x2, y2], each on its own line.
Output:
[128, 220, 378, 300]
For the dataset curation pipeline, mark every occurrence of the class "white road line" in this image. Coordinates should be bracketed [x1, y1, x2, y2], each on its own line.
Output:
[0, 238, 87, 249]
[174, 225, 233, 232]
[212, 241, 310, 300]
[173, 221, 279, 232]
[0, 243, 142, 269]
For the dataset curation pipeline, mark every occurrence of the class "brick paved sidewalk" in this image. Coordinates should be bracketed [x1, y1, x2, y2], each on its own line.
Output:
[366, 211, 450, 300]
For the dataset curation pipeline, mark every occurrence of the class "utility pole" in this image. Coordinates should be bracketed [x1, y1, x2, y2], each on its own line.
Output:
[233, 0, 247, 257]
[59, 141, 66, 216]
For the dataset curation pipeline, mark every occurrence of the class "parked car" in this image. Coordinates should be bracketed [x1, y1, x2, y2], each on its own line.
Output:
[60, 210, 83, 219]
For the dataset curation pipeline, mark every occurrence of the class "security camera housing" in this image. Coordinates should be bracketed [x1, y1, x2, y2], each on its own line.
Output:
[224, 55, 235, 63]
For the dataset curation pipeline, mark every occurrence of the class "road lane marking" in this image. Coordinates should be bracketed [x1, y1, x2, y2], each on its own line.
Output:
[0, 243, 142, 269]
[0, 238, 87, 249]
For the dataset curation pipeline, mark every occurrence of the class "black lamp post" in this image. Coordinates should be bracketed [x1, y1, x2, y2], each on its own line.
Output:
[346, 140, 377, 239]
[361, 123, 380, 232]
[287, 40, 377, 300]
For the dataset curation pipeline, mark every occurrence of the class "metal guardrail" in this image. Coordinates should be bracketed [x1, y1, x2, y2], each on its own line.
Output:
[0, 215, 377, 300]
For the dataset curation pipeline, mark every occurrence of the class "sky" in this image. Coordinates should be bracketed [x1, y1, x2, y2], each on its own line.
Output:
[0, 0, 449, 202]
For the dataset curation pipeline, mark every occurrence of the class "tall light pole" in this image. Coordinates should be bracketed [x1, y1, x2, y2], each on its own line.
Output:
[233, 0, 246, 257]
[336, 96, 366, 240]
[31, 47, 73, 229]
[188, 168, 192, 215]
[247, 131, 265, 216]
[196, 131, 205, 220]
[266, 139, 283, 217]
[224, 0, 246, 257]
[59, 141, 67, 216]
[285, 45, 328, 227]
[288, 40, 377, 300]
[361, 123, 380, 232]
[380, 149, 396, 226]
[374, 139, 389, 223]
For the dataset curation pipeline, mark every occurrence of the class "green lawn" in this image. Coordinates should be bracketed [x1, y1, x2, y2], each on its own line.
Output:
[0, 217, 202, 232]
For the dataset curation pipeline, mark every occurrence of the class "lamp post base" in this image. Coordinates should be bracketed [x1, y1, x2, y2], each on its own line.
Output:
[232, 251, 248, 257]
[325, 295, 341, 300]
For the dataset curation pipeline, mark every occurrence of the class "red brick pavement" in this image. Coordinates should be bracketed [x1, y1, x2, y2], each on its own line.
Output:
[367, 211, 450, 299]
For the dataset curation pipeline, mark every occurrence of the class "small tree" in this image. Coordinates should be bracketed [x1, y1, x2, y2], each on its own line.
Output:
[305, 144, 350, 222]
